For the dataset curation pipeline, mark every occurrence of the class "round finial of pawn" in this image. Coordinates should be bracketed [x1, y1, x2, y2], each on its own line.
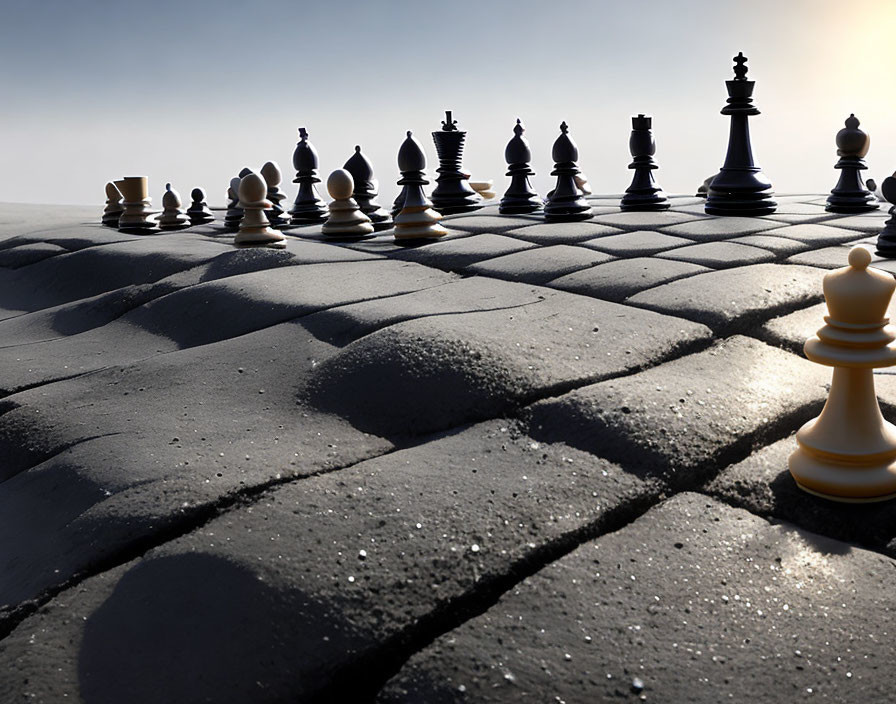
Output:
[238, 167, 253, 178]
[191, 187, 206, 202]
[238, 172, 267, 204]
[398, 131, 426, 172]
[848, 246, 872, 270]
[836, 114, 869, 158]
[163, 183, 179, 207]
[327, 169, 355, 200]
[261, 161, 282, 187]
[344, 145, 374, 181]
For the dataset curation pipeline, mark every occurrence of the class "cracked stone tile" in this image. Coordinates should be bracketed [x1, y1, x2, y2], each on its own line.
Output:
[627, 263, 824, 333]
[526, 335, 828, 481]
[464, 245, 612, 284]
[378, 492, 896, 703]
[705, 437, 896, 555]
[0, 420, 659, 703]
[659, 216, 783, 240]
[591, 211, 701, 228]
[577, 230, 693, 256]
[727, 235, 813, 255]
[547, 257, 707, 302]
[657, 241, 775, 268]
[503, 222, 622, 245]
[389, 233, 537, 270]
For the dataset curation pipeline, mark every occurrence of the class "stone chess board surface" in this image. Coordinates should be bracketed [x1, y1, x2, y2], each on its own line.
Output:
[1, 196, 895, 702]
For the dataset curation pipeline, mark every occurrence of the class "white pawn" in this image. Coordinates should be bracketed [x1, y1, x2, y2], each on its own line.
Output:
[260, 161, 287, 227]
[321, 169, 374, 238]
[102, 181, 124, 226]
[235, 172, 286, 248]
[157, 183, 190, 230]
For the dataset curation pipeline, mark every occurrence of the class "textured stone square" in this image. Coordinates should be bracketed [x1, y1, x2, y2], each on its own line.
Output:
[659, 216, 783, 240]
[758, 301, 826, 352]
[727, 234, 813, 255]
[627, 263, 825, 333]
[763, 223, 867, 245]
[577, 229, 693, 256]
[526, 335, 829, 479]
[438, 214, 543, 233]
[547, 257, 707, 302]
[657, 241, 775, 268]
[825, 213, 888, 232]
[390, 233, 536, 270]
[381, 493, 896, 703]
[464, 244, 612, 284]
[591, 210, 701, 228]
[504, 221, 622, 245]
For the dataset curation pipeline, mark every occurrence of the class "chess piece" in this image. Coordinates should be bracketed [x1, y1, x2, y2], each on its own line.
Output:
[157, 183, 190, 230]
[102, 181, 124, 226]
[544, 121, 593, 222]
[261, 161, 288, 227]
[620, 114, 670, 211]
[392, 185, 409, 218]
[788, 247, 896, 501]
[469, 180, 496, 199]
[288, 127, 328, 225]
[186, 187, 215, 225]
[117, 176, 156, 232]
[867, 178, 878, 193]
[235, 172, 286, 248]
[825, 115, 879, 213]
[575, 174, 592, 196]
[696, 173, 719, 198]
[224, 176, 244, 231]
[874, 175, 896, 258]
[704, 52, 776, 216]
[321, 169, 374, 238]
[499, 118, 541, 214]
[430, 111, 482, 215]
[343, 145, 393, 231]
[394, 131, 448, 241]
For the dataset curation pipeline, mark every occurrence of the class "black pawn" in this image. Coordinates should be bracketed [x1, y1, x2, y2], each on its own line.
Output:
[187, 187, 214, 225]
[430, 110, 482, 215]
[343, 145, 393, 231]
[224, 169, 251, 231]
[544, 121, 593, 222]
[288, 127, 328, 225]
[826, 114, 879, 213]
[499, 118, 541, 214]
[620, 114, 669, 211]
[875, 176, 896, 257]
[704, 52, 776, 216]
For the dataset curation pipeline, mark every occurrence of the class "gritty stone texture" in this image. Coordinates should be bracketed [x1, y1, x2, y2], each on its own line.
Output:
[762, 223, 868, 245]
[503, 221, 622, 245]
[464, 245, 613, 284]
[785, 244, 875, 270]
[660, 216, 783, 240]
[547, 257, 708, 302]
[627, 263, 825, 333]
[439, 214, 542, 232]
[759, 301, 827, 353]
[0, 242, 68, 268]
[389, 233, 537, 270]
[727, 234, 813, 255]
[657, 241, 776, 268]
[577, 230, 693, 256]
[379, 493, 896, 704]
[824, 213, 888, 232]
[526, 336, 829, 482]
[592, 210, 700, 228]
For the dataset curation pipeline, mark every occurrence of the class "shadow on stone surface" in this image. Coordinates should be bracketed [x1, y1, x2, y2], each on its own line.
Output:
[78, 553, 357, 704]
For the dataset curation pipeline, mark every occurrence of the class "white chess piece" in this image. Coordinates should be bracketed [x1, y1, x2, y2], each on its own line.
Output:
[234, 172, 286, 248]
[322, 169, 374, 237]
[157, 183, 190, 230]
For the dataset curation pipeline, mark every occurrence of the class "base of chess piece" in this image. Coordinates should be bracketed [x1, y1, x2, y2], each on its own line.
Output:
[621, 170, 670, 211]
[825, 159, 879, 213]
[704, 169, 776, 216]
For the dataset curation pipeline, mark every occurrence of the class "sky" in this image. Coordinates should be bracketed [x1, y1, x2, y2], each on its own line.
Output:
[1, 0, 895, 207]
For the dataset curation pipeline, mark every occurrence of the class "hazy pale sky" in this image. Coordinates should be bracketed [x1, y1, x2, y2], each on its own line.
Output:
[1, 0, 894, 207]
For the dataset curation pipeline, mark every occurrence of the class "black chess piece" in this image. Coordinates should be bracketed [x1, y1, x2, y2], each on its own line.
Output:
[393, 131, 447, 240]
[826, 115, 879, 213]
[499, 118, 541, 214]
[102, 181, 123, 227]
[261, 161, 288, 227]
[620, 114, 669, 211]
[224, 171, 249, 231]
[187, 187, 214, 225]
[343, 145, 393, 231]
[696, 173, 719, 198]
[704, 52, 776, 216]
[430, 111, 482, 215]
[544, 122, 593, 222]
[875, 175, 896, 258]
[391, 186, 408, 218]
[288, 127, 328, 225]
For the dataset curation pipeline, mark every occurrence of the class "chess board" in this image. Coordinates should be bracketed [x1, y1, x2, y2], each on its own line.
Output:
[1, 196, 894, 702]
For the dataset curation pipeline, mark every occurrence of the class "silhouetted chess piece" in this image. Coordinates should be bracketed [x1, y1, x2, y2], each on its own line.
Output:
[544, 122, 593, 222]
[575, 173, 592, 196]
[224, 176, 244, 231]
[875, 175, 896, 258]
[825, 114, 879, 213]
[430, 111, 482, 215]
[789, 247, 896, 501]
[235, 172, 286, 248]
[186, 187, 214, 225]
[392, 186, 409, 218]
[117, 176, 156, 233]
[102, 181, 123, 226]
[499, 119, 541, 214]
[394, 131, 448, 241]
[620, 114, 670, 211]
[322, 169, 375, 238]
[157, 183, 190, 230]
[288, 127, 328, 225]
[261, 161, 288, 227]
[696, 173, 718, 198]
[343, 145, 393, 231]
[704, 52, 776, 216]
